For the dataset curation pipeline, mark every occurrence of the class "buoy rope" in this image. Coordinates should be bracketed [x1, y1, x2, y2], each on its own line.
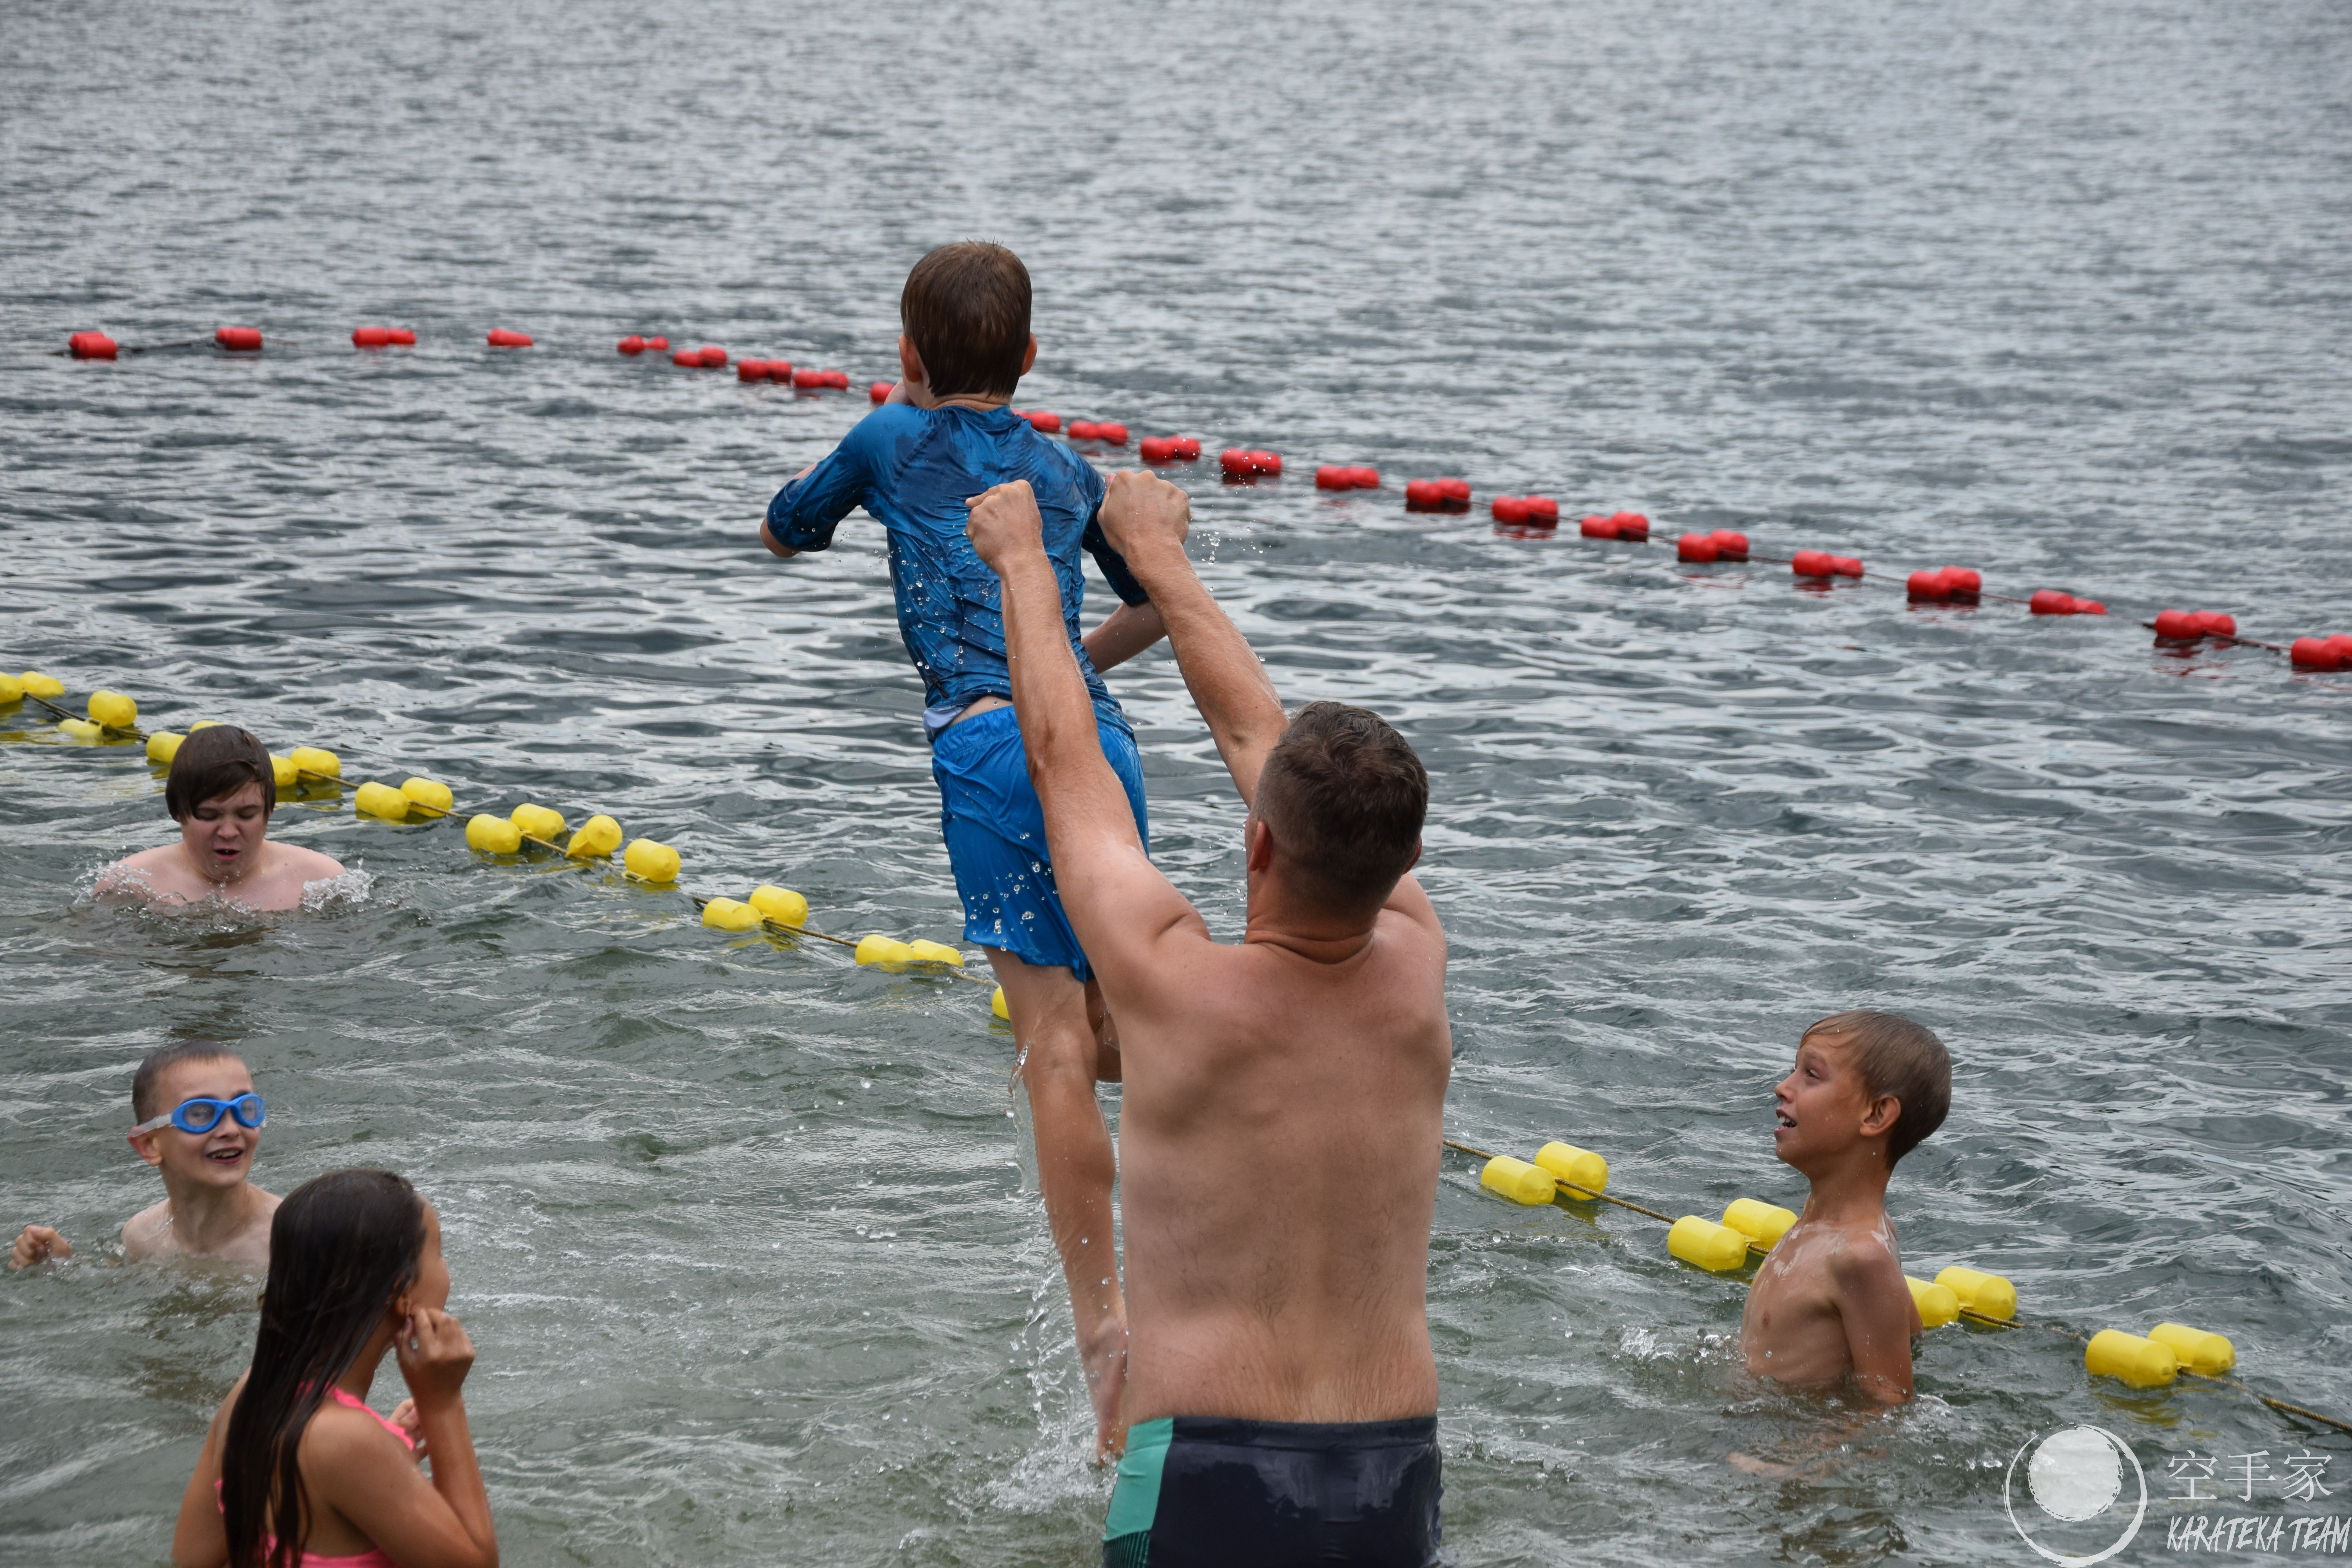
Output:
[1440, 1141, 2352, 1436]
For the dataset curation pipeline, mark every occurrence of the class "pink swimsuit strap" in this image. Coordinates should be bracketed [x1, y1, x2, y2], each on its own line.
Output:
[212, 1388, 412, 1567]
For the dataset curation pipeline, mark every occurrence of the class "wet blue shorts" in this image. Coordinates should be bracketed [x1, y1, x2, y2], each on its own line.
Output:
[930, 705, 1148, 982]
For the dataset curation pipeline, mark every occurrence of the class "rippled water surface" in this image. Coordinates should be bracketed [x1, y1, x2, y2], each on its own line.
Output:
[5, 1, 2351, 1563]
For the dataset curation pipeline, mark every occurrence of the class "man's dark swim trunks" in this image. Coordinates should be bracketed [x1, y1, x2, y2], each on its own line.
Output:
[1103, 1414, 1443, 1568]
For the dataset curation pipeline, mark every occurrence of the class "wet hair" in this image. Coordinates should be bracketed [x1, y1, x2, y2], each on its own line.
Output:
[131, 1040, 243, 1123]
[166, 726, 275, 823]
[899, 242, 1031, 398]
[1802, 1010, 1951, 1165]
[1254, 702, 1429, 916]
[223, 1171, 427, 1568]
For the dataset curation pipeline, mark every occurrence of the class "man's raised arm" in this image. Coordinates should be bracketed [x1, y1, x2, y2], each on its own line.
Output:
[1094, 471, 1289, 808]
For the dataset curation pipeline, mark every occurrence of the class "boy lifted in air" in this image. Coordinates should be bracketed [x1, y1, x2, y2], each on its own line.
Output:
[757, 242, 1165, 1453]
[1741, 1009, 1952, 1403]
[96, 725, 344, 912]
[11, 1042, 279, 1270]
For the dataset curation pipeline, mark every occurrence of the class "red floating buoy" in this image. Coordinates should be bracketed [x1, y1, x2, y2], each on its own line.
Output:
[1944, 567, 1980, 598]
[2075, 600, 2106, 616]
[646, 336, 669, 351]
[387, 328, 416, 345]
[823, 369, 849, 388]
[1609, 511, 1650, 541]
[354, 326, 392, 349]
[737, 359, 768, 382]
[1708, 529, 1749, 560]
[674, 350, 702, 368]
[1678, 532, 1720, 563]
[791, 367, 825, 388]
[1437, 477, 1470, 505]
[1492, 495, 1532, 525]
[765, 361, 793, 383]
[1221, 449, 1280, 479]
[1404, 479, 1443, 510]
[215, 326, 263, 352]
[696, 345, 727, 368]
[1027, 410, 1062, 434]
[618, 336, 646, 356]
[2192, 611, 2236, 638]
[1579, 514, 1618, 539]
[870, 381, 892, 403]
[1140, 436, 1177, 464]
[2029, 589, 2075, 615]
[2152, 609, 2200, 640]
[1070, 420, 1100, 441]
[1521, 495, 1556, 524]
[1833, 556, 1863, 577]
[486, 328, 532, 348]
[68, 330, 119, 360]
[1096, 422, 1128, 446]
[2290, 637, 2343, 671]
[1792, 550, 1833, 577]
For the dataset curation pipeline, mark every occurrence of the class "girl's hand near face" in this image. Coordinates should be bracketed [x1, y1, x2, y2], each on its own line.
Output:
[395, 1306, 475, 1409]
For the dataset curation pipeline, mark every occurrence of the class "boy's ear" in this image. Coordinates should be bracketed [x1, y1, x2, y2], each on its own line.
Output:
[898, 334, 925, 387]
[1245, 815, 1276, 875]
[1021, 334, 1037, 376]
[1861, 1092, 1902, 1141]
[127, 1129, 165, 1169]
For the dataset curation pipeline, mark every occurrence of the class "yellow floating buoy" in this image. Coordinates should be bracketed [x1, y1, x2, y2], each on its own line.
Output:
[2087, 1328, 2180, 1388]
[1667, 1215, 1751, 1272]
[702, 897, 761, 931]
[854, 934, 915, 966]
[401, 778, 454, 813]
[147, 731, 185, 765]
[464, 813, 522, 854]
[748, 884, 808, 926]
[288, 745, 341, 780]
[1935, 1265, 2018, 1321]
[1534, 1140, 1608, 1196]
[354, 781, 411, 820]
[622, 837, 679, 883]
[1479, 1155, 1557, 1206]
[20, 671, 64, 699]
[58, 717, 103, 742]
[567, 814, 622, 859]
[906, 938, 964, 964]
[1906, 1275, 1961, 1328]
[188, 720, 220, 731]
[1721, 1198, 1798, 1252]
[87, 690, 136, 729]
[991, 985, 1010, 1020]
[270, 753, 298, 789]
[0, 672, 22, 705]
[510, 803, 566, 843]
[2149, 1321, 2236, 1376]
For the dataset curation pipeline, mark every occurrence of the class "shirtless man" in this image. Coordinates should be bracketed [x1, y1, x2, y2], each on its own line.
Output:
[965, 470, 1450, 1566]
[11, 1042, 279, 1270]
[1739, 1011, 1951, 1403]
[96, 725, 343, 911]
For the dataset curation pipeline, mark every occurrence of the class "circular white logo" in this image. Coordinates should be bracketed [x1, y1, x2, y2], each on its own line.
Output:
[2005, 1425, 2147, 1565]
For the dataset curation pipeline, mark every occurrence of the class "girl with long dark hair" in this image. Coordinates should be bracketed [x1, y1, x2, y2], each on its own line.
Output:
[170, 1170, 497, 1568]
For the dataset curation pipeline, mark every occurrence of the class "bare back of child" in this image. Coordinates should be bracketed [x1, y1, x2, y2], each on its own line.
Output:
[96, 726, 343, 913]
[1740, 1010, 1952, 1405]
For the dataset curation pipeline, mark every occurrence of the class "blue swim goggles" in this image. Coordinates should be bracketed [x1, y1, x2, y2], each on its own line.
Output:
[134, 1093, 266, 1135]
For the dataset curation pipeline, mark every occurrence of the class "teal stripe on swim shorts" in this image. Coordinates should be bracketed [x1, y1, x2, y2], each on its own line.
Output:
[1103, 1416, 1174, 1563]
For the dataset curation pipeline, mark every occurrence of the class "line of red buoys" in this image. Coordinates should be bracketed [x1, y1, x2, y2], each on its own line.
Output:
[43, 323, 2348, 671]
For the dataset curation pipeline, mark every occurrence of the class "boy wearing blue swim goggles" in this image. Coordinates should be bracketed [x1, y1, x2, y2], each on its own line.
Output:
[9, 1042, 280, 1271]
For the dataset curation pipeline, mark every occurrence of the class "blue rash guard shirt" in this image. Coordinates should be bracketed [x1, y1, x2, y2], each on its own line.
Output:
[765, 403, 1149, 742]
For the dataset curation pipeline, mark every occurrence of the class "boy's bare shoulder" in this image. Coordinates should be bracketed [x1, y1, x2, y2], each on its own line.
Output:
[277, 842, 347, 880]
[122, 1198, 176, 1259]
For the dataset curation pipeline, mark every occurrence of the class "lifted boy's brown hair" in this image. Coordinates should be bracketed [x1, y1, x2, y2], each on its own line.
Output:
[165, 726, 276, 822]
[900, 242, 1031, 399]
[132, 1040, 242, 1122]
[1803, 1010, 1951, 1165]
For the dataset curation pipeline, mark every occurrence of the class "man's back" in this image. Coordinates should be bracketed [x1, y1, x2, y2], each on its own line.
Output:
[1115, 896, 1451, 1424]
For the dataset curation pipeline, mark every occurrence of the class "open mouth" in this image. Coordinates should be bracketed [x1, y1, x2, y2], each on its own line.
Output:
[205, 1146, 247, 1164]
[1774, 1110, 1797, 1132]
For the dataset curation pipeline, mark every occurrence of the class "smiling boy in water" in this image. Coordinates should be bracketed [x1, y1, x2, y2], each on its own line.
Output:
[11, 1042, 279, 1270]
[1740, 1010, 1951, 1403]
[758, 242, 1165, 1455]
[95, 725, 343, 912]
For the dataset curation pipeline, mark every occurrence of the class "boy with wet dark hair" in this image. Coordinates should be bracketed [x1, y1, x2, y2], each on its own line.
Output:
[757, 241, 1167, 1452]
[1741, 1009, 1953, 1403]
[11, 1041, 280, 1269]
[95, 725, 343, 911]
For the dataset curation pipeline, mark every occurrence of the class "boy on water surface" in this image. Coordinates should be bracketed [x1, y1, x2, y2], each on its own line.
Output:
[757, 242, 1166, 1452]
[1740, 1010, 1952, 1403]
[966, 471, 1450, 1564]
[11, 1042, 279, 1270]
[95, 725, 345, 912]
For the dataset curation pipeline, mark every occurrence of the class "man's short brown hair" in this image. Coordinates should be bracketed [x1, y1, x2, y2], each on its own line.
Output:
[900, 242, 1031, 399]
[1254, 702, 1428, 916]
[1803, 1010, 1951, 1165]
[165, 726, 275, 822]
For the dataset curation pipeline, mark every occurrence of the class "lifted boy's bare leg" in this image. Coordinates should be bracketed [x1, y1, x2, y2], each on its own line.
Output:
[991, 949, 1128, 1459]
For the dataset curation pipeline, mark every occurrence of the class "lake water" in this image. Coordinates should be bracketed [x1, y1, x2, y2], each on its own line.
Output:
[4, 0, 2349, 1563]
